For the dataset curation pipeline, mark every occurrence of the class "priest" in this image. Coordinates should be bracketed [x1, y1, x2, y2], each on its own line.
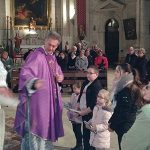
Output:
[14, 31, 64, 150]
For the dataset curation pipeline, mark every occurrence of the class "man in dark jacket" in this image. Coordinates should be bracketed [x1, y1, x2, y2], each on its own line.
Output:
[146, 59, 150, 81]
[124, 46, 137, 68]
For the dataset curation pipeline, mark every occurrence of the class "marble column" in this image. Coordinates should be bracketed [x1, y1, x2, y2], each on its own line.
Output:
[0, 0, 6, 45]
[61, 0, 68, 47]
[142, 0, 150, 58]
[51, 0, 56, 29]
[69, 0, 76, 45]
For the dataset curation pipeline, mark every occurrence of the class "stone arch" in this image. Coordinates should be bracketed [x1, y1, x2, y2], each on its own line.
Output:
[98, 12, 124, 64]
[105, 18, 119, 66]
[105, 18, 119, 31]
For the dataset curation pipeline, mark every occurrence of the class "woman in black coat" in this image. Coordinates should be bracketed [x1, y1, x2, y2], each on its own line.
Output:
[146, 59, 150, 81]
[77, 65, 102, 150]
[135, 48, 147, 82]
[108, 63, 143, 150]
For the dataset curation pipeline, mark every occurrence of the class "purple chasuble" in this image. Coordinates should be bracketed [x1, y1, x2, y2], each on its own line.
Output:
[14, 47, 64, 142]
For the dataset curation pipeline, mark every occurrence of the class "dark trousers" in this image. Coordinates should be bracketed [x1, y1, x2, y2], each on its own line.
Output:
[117, 133, 123, 150]
[83, 123, 93, 150]
[72, 123, 82, 146]
[90, 146, 96, 150]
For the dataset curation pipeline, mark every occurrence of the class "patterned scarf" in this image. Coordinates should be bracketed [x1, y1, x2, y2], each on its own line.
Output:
[115, 73, 133, 94]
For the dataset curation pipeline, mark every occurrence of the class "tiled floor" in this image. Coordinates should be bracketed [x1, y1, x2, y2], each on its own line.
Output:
[4, 68, 119, 150]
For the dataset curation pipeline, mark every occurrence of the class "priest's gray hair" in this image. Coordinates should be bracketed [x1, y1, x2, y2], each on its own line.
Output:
[45, 31, 61, 44]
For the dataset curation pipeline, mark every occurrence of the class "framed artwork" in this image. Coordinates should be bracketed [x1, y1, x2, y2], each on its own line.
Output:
[149, 21, 150, 34]
[14, 0, 48, 26]
[123, 18, 137, 40]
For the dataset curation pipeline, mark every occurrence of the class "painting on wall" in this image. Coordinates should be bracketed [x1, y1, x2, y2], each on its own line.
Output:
[123, 18, 137, 40]
[14, 0, 48, 26]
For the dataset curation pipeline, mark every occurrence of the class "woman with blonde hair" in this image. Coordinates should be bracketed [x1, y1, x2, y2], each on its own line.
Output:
[86, 89, 112, 150]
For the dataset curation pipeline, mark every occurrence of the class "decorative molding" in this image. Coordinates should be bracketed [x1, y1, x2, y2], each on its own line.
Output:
[101, 3, 118, 9]
[95, 0, 125, 12]
[14, 26, 48, 30]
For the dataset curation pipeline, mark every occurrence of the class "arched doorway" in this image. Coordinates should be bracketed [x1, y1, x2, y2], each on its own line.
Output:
[105, 18, 119, 66]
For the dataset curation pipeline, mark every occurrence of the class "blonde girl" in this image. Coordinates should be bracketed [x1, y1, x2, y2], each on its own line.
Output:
[87, 89, 112, 150]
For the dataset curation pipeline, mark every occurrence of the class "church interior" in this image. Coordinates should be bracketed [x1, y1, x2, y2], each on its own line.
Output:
[0, 0, 150, 149]
[0, 0, 150, 61]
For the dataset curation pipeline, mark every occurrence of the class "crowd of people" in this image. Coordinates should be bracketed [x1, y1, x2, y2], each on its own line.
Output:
[0, 31, 150, 150]
[54, 43, 109, 72]
[63, 45, 150, 150]
[125, 46, 150, 82]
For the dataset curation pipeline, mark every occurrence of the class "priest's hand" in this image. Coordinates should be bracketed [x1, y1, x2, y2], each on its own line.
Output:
[34, 80, 43, 90]
[55, 74, 64, 83]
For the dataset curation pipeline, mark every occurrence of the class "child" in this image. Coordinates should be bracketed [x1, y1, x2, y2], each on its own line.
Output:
[67, 82, 83, 150]
[86, 89, 112, 150]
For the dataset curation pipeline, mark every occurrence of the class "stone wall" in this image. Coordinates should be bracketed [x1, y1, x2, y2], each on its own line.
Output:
[0, 0, 150, 59]
[0, 0, 6, 45]
[141, 0, 150, 58]
[86, 0, 150, 60]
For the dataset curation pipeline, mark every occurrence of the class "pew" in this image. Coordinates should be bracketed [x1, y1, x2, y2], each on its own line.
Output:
[11, 69, 107, 93]
[62, 70, 107, 91]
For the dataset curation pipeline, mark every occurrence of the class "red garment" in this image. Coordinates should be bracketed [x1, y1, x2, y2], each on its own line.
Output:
[94, 56, 108, 69]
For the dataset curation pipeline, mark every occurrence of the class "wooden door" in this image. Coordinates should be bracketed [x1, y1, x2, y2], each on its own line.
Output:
[105, 19, 119, 67]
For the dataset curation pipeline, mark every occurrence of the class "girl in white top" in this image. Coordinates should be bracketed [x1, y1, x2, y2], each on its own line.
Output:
[0, 61, 19, 150]
[67, 82, 83, 150]
[86, 89, 112, 150]
[67, 82, 82, 123]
